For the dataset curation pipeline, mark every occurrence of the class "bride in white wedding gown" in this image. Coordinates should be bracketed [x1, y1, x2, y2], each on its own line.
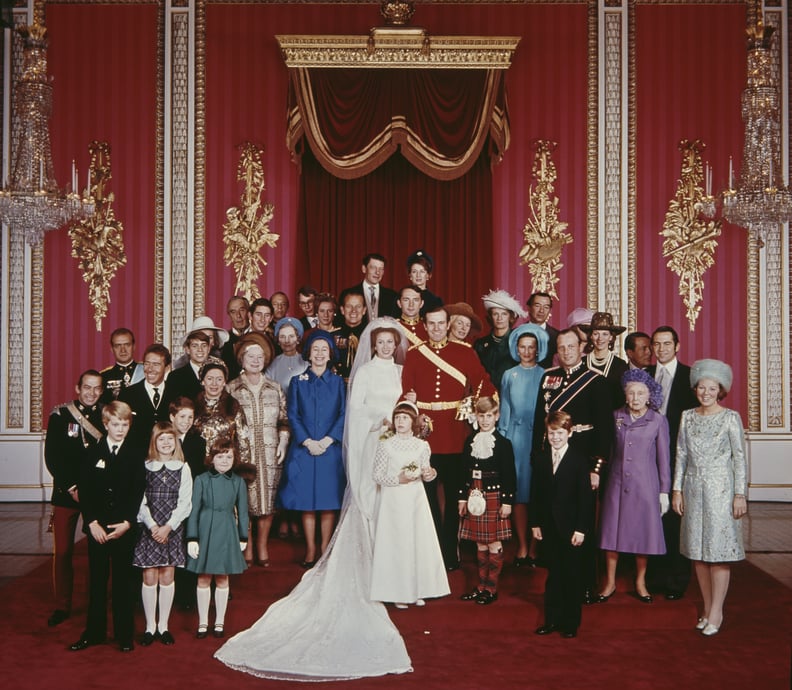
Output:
[215, 318, 411, 681]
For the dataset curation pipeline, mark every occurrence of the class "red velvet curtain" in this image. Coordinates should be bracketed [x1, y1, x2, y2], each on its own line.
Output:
[288, 66, 506, 301]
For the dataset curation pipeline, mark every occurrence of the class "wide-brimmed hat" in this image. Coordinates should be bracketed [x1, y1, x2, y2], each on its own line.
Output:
[566, 307, 595, 329]
[508, 323, 550, 364]
[302, 329, 340, 364]
[481, 289, 527, 320]
[445, 302, 483, 337]
[690, 359, 733, 393]
[579, 311, 626, 335]
[182, 315, 229, 347]
[274, 316, 304, 340]
[406, 249, 433, 273]
[234, 332, 275, 368]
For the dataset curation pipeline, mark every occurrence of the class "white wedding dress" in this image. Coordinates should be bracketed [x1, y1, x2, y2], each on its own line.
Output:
[215, 318, 411, 682]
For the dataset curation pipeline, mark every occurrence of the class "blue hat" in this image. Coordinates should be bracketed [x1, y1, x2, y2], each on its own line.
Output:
[302, 330, 339, 364]
[274, 316, 304, 340]
[508, 323, 550, 364]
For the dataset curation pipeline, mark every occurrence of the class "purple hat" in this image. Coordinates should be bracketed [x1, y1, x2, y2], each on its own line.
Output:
[621, 368, 664, 411]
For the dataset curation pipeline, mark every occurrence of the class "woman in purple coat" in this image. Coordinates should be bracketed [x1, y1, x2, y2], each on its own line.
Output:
[597, 368, 670, 603]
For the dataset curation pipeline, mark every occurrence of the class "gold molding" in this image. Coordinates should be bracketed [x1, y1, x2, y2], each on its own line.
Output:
[627, 0, 637, 331]
[154, 1, 165, 344]
[194, 0, 207, 316]
[586, 0, 598, 309]
[276, 33, 520, 69]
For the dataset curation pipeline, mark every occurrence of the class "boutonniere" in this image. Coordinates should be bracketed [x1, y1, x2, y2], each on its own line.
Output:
[298, 372, 309, 381]
[95, 459, 106, 469]
[544, 375, 563, 390]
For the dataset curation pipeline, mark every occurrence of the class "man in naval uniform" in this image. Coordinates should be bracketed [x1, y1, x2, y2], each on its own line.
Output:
[100, 328, 144, 403]
[531, 328, 613, 604]
[44, 369, 105, 627]
[402, 306, 495, 570]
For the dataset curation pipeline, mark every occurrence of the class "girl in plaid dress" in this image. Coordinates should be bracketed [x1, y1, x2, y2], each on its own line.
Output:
[458, 396, 516, 605]
[133, 422, 193, 645]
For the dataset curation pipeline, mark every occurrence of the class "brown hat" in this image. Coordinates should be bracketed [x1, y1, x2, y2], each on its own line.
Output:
[445, 302, 483, 337]
[234, 332, 275, 367]
[579, 311, 626, 335]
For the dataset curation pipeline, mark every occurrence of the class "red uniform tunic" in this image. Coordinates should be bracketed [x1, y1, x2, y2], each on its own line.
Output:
[401, 339, 495, 454]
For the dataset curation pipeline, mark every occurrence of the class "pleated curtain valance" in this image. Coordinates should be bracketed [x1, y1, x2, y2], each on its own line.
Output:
[286, 67, 510, 181]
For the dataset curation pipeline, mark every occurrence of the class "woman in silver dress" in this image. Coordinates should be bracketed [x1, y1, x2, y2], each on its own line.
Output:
[671, 359, 747, 636]
[227, 333, 289, 567]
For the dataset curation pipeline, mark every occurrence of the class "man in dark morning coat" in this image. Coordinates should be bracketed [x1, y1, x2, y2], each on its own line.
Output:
[646, 325, 698, 600]
[69, 401, 146, 653]
[340, 252, 400, 325]
[526, 292, 559, 369]
[119, 343, 174, 451]
[532, 328, 613, 604]
[44, 369, 105, 627]
[165, 330, 212, 401]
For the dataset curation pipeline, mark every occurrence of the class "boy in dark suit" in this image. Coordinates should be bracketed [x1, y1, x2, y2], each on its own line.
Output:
[530, 410, 593, 638]
[69, 401, 146, 653]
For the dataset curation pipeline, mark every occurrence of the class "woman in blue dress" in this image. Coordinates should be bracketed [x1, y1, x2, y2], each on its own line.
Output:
[498, 323, 549, 566]
[278, 330, 346, 567]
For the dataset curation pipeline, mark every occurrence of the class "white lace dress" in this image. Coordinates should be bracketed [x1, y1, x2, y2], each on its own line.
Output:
[370, 435, 450, 605]
[214, 351, 412, 681]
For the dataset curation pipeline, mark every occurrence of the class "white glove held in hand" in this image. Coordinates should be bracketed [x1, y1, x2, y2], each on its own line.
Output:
[660, 493, 670, 516]
[240, 541, 247, 552]
[187, 542, 199, 559]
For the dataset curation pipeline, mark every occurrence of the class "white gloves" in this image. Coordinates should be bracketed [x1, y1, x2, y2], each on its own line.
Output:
[276, 436, 289, 463]
[187, 542, 199, 559]
[240, 541, 246, 552]
[304, 437, 333, 456]
[660, 493, 670, 516]
[303, 439, 324, 456]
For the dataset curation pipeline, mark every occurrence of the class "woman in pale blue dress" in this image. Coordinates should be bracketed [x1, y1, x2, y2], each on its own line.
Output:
[672, 359, 747, 637]
[498, 323, 549, 566]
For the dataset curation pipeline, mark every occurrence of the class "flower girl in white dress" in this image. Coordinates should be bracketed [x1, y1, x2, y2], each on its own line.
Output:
[370, 401, 450, 608]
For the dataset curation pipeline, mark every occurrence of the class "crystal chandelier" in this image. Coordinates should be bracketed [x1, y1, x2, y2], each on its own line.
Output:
[0, 24, 94, 245]
[699, 14, 792, 248]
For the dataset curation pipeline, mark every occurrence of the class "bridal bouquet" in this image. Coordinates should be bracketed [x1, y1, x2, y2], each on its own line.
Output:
[401, 462, 421, 480]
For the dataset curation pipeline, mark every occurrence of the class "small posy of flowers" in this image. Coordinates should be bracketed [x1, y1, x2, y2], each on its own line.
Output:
[402, 462, 421, 480]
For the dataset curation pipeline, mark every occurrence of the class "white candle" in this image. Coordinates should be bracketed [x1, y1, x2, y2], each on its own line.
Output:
[39, 159, 43, 189]
[729, 157, 733, 189]
[71, 160, 76, 192]
[769, 159, 773, 188]
[86, 169, 91, 196]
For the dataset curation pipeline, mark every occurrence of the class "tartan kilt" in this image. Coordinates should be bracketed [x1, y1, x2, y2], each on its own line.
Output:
[459, 490, 511, 543]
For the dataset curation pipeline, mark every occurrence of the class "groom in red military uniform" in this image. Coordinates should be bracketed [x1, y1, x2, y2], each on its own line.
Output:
[402, 306, 495, 570]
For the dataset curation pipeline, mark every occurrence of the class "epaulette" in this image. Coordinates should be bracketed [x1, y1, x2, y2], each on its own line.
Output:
[100, 365, 115, 374]
[50, 400, 72, 416]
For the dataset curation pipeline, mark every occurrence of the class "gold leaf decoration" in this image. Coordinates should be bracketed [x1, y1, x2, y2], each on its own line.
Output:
[69, 141, 126, 332]
[223, 142, 278, 301]
[518, 139, 572, 299]
[660, 140, 722, 331]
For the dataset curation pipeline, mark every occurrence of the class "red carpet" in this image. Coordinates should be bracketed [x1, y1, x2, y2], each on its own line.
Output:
[4, 538, 790, 689]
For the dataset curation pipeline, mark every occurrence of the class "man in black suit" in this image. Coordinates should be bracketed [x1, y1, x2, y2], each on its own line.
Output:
[530, 410, 594, 638]
[296, 285, 319, 332]
[119, 343, 173, 450]
[44, 369, 105, 627]
[69, 401, 146, 653]
[646, 325, 698, 600]
[532, 328, 613, 604]
[220, 295, 250, 374]
[166, 330, 211, 400]
[100, 327, 144, 403]
[340, 252, 400, 324]
[526, 292, 559, 368]
[625, 330, 653, 370]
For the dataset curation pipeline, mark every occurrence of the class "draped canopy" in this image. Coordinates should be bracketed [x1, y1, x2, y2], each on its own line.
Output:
[286, 67, 511, 181]
[286, 62, 512, 306]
